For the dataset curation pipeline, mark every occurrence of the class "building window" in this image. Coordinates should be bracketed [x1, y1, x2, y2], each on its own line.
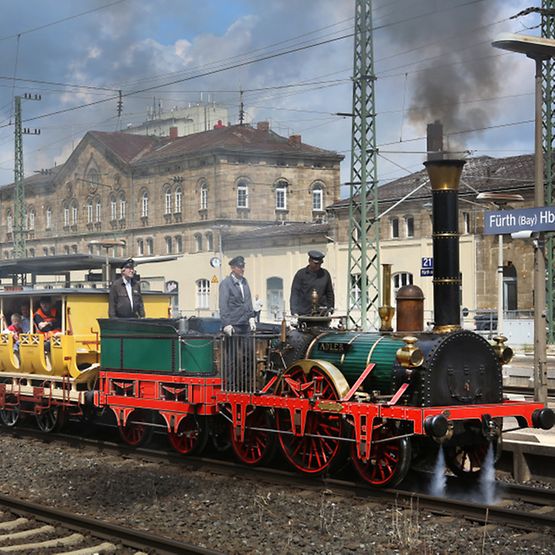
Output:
[43, 247, 48, 256]
[275, 180, 288, 210]
[29, 248, 35, 257]
[141, 191, 149, 218]
[119, 193, 126, 219]
[391, 217, 399, 239]
[175, 235, 183, 253]
[350, 273, 361, 308]
[70, 201, 78, 226]
[237, 180, 248, 208]
[87, 199, 93, 224]
[94, 198, 101, 223]
[63, 205, 70, 227]
[175, 186, 182, 214]
[50, 246, 55, 255]
[312, 184, 324, 211]
[72, 244, 78, 254]
[200, 181, 208, 210]
[206, 232, 213, 251]
[405, 216, 414, 238]
[165, 236, 173, 254]
[46, 207, 52, 230]
[194, 233, 202, 252]
[393, 272, 413, 293]
[64, 245, 70, 255]
[88, 244, 94, 255]
[164, 186, 172, 215]
[146, 238, 153, 255]
[462, 211, 470, 234]
[196, 279, 210, 309]
[28, 209, 35, 231]
[6, 210, 12, 233]
[137, 239, 144, 256]
[110, 195, 117, 221]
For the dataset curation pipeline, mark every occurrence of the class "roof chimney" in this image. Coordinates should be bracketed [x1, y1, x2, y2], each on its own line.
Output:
[257, 121, 270, 132]
[426, 120, 443, 161]
[169, 126, 178, 139]
[288, 134, 301, 146]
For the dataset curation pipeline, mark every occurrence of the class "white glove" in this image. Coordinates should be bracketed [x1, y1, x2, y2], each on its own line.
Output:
[223, 325, 234, 336]
[249, 317, 256, 332]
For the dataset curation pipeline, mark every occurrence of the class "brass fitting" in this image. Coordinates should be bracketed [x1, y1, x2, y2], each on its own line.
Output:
[396, 336, 424, 369]
[492, 335, 514, 365]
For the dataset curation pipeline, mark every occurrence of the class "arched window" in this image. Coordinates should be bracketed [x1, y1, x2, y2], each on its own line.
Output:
[205, 232, 213, 251]
[196, 279, 210, 309]
[312, 183, 324, 212]
[141, 190, 149, 218]
[393, 272, 413, 294]
[64, 245, 70, 255]
[165, 236, 173, 254]
[194, 233, 202, 252]
[6, 210, 13, 233]
[29, 247, 35, 257]
[63, 204, 70, 227]
[405, 216, 414, 238]
[200, 181, 208, 210]
[146, 237, 153, 255]
[175, 235, 183, 253]
[119, 193, 126, 219]
[164, 185, 172, 215]
[237, 179, 248, 209]
[43, 247, 49, 256]
[87, 168, 100, 190]
[275, 179, 288, 211]
[45, 207, 52, 230]
[175, 186, 182, 214]
[72, 244, 78, 254]
[390, 217, 399, 239]
[94, 197, 101, 223]
[28, 208, 35, 231]
[71, 201, 78, 225]
[110, 194, 117, 221]
[86, 198, 93, 224]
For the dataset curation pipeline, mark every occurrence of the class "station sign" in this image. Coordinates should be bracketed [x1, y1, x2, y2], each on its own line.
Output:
[484, 206, 555, 235]
[421, 257, 433, 277]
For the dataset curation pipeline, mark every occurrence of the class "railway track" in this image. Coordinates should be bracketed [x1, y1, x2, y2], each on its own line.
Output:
[2, 425, 554, 535]
[0, 491, 222, 555]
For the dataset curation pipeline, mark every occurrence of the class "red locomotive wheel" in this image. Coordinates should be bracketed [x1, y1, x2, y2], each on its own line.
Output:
[167, 415, 209, 456]
[351, 423, 411, 488]
[230, 408, 276, 466]
[443, 441, 496, 479]
[118, 409, 154, 447]
[276, 361, 347, 475]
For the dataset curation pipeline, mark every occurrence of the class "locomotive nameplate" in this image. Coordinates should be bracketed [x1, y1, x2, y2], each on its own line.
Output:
[318, 401, 344, 412]
[318, 342, 351, 353]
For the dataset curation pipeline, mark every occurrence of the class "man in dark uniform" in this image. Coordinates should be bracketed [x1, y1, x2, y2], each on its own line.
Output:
[219, 256, 256, 335]
[290, 250, 335, 316]
[108, 259, 145, 318]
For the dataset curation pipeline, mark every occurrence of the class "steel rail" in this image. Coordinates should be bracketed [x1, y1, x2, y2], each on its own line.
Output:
[0, 492, 223, 555]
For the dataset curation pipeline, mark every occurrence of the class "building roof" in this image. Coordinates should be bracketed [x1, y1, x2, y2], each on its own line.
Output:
[224, 222, 330, 248]
[88, 131, 161, 163]
[330, 154, 535, 210]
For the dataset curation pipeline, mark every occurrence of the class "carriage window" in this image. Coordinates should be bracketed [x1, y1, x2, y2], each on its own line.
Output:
[196, 279, 210, 309]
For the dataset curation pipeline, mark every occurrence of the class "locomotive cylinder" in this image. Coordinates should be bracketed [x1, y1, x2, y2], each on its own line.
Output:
[423, 159, 465, 333]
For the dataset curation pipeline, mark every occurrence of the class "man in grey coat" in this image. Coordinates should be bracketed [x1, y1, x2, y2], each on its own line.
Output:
[219, 256, 256, 335]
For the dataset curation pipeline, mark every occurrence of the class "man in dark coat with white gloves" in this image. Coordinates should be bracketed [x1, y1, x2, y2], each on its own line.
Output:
[108, 259, 145, 318]
[219, 256, 256, 335]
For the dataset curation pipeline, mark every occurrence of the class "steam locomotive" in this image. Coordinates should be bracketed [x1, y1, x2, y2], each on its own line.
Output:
[0, 159, 553, 488]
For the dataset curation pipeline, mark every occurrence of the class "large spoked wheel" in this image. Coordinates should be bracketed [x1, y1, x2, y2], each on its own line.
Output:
[35, 406, 64, 433]
[0, 399, 21, 427]
[168, 415, 209, 456]
[118, 410, 154, 447]
[444, 440, 497, 480]
[230, 408, 276, 466]
[351, 421, 411, 488]
[276, 360, 349, 475]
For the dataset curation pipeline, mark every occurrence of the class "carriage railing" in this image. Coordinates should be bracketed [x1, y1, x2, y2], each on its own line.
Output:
[220, 334, 259, 393]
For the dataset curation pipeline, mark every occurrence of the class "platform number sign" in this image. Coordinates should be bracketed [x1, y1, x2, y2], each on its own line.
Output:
[421, 257, 433, 277]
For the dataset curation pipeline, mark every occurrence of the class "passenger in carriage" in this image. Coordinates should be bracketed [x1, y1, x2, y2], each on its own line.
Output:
[20, 303, 31, 333]
[33, 297, 62, 339]
[3, 313, 23, 352]
[108, 259, 145, 319]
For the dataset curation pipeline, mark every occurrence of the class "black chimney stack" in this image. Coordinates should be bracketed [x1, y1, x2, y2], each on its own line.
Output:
[423, 159, 465, 333]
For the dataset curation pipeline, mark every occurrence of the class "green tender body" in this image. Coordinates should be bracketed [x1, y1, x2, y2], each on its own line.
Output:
[99, 318, 214, 374]
[306, 332, 404, 394]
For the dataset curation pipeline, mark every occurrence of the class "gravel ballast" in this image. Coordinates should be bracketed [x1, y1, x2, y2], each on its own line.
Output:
[0, 434, 553, 554]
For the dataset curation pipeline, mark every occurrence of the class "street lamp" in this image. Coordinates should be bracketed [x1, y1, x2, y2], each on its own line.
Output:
[476, 192, 524, 335]
[88, 239, 126, 288]
[492, 33, 555, 404]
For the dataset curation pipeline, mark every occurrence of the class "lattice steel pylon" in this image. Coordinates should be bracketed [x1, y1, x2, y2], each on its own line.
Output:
[542, 1, 555, 344]
[13, 95, 26, 258]
[346, 0, 380, 331]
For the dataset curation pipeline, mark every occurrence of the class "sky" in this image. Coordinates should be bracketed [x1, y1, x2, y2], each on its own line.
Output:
[0, 0, 543, 190]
